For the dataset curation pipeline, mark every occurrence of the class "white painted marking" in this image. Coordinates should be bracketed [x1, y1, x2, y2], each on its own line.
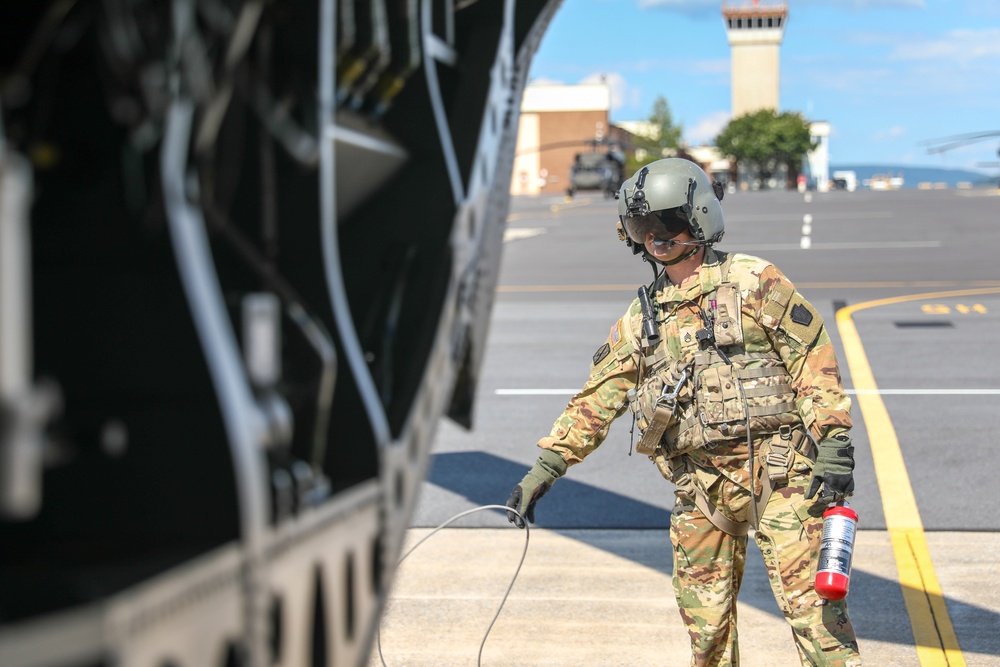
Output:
[495, 388, 1000, 396]
[496, 389, 579, 395]
[504, 227, 547, 242]
[726, 212, 893, 223]
[800, 213, 814, 248]
[722, 241, 941, 251]
[847, 389, 1000, 396]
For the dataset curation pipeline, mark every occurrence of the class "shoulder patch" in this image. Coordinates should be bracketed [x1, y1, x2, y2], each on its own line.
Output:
[790, 303, 813, 326]
[610, 321, 621, 345]
[779, 299, 823, 346]
[593, 343, 611, 366]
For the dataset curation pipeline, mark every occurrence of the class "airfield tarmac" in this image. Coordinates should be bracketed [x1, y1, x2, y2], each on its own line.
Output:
[373, 185, 1000, 666]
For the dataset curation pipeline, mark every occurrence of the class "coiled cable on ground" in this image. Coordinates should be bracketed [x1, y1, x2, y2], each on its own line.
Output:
[377, 504, 531, 667]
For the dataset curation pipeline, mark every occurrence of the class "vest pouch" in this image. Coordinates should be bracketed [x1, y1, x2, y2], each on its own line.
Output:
[634, 361, 693, 456]
[696, 365, 747, 429]
[633, 373, 662, 434]
[712, 283, 744, 347]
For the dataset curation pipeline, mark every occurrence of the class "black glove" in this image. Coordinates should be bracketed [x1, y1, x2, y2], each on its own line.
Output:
[806, 434, 855, 504]
[505, 449, 567, 528]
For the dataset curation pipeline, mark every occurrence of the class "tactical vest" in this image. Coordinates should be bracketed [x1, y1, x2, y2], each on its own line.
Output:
[630, 254, 802, 459]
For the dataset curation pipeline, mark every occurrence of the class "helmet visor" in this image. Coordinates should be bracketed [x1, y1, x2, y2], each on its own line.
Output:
[622, 207, 690, 244]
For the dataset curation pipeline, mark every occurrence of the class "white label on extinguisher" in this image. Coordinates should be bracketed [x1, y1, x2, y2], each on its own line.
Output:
[822, 515, 857, 548]
[818, 516, 856, 575]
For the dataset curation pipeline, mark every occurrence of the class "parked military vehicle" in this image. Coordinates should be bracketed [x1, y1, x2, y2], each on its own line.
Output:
[567, 149, 625, 198]
[0, 0, 561, 665]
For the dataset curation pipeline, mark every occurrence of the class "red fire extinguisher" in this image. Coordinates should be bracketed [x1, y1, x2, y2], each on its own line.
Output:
[815, 503, 858, 600]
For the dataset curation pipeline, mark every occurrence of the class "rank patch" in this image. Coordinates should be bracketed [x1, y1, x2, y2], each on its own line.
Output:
[593, 343, 611, 366]
[790, 303, 813, 327]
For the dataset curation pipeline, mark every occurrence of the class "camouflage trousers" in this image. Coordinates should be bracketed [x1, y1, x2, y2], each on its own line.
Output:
[670, 451, 861, 667]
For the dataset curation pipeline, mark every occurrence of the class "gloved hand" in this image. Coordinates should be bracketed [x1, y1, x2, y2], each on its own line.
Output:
[505, 449, 568, 528]
[806, 434, 855, 504]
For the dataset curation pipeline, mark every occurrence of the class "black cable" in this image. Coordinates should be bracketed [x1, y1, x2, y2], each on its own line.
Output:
[377, 505, 531, 667]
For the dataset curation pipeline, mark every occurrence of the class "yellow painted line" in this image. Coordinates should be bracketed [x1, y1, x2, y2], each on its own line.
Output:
[505, 200, 593, 223]
[837, 287, 1000, 666]
[497, 280, 1000, 294]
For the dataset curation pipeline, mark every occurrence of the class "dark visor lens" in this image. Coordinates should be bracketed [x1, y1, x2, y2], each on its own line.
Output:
[623, 207, 689, 243]
[652, 208, 690, 234]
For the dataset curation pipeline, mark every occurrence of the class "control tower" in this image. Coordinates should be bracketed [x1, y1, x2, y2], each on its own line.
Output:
[722, 1, 787, 117]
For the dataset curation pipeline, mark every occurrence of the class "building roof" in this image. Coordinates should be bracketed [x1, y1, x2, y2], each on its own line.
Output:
[721, 2, 787, 19]
[521, 83, 611, 113]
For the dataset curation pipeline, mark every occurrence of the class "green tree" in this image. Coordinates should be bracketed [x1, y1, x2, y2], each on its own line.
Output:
[649, 95, 683, 150]
[626, 95, 684, 175]
[715, 109, 816, 188]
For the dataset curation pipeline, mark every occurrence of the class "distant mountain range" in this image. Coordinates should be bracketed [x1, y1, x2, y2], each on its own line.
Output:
[830, 164, 997, 189]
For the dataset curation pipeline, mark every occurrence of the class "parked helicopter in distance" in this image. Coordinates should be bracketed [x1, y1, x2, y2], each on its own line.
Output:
[566, 142, 626, 198]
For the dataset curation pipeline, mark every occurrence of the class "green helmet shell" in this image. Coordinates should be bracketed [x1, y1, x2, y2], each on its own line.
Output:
[617, 158, 725, 245]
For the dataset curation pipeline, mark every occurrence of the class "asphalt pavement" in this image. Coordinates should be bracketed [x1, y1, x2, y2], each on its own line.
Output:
[372, 186, 1000, 666]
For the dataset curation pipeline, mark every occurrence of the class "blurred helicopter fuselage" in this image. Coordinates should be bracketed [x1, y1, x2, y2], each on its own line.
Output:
[0, 1, 561, 664]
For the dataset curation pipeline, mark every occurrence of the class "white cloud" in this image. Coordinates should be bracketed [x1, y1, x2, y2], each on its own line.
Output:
[623, 57, 727, 76]
[891, 29, 1000, 63]
[841, 0, 922, 7]
[791, 66, 895, 95]
[689, 59, 730, 76]
[580, 72, 631, 113]
[636, 0, 721, 18]
[527, 76, 565, 86]
[639, 0, 924, 15]
[873, 126, 906, 141]
[797, 0, 924, 8]
[686, 111, 731, 145]
[960, 0, 1000, 18]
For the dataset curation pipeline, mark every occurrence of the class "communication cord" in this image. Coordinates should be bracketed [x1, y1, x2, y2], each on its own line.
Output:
[377, 505, 531, 667]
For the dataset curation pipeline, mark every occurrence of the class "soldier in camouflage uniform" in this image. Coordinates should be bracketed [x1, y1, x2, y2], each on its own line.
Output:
[506, 158, 861, 666]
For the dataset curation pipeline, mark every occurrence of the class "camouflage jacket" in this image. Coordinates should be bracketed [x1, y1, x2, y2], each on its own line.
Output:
[538, 248, 852, 487]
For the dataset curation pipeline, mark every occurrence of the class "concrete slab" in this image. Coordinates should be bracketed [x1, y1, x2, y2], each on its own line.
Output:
[926, 532, 1000, 666]
[367, 527, 975, 666]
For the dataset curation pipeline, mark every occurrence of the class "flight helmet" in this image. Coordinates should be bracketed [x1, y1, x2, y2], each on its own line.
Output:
[616, 158, 725, 254]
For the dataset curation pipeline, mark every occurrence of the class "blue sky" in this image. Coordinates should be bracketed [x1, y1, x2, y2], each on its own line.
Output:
[527, 0, 1000, 173]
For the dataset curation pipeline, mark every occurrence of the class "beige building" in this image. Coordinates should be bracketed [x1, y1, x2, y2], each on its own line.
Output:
[511, 83, 611, 196]
[807, 121, 832, 191]
[722, 2, 787, 118]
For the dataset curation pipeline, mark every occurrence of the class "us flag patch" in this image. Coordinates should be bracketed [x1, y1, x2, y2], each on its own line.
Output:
[610, 322, 621, 345]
